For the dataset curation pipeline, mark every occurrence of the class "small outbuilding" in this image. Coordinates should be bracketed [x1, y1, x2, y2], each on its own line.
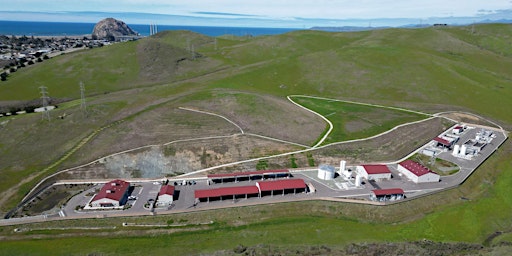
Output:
[156, 185, 175, 206]
[397, 160, 440, 183]
[90, 179, 130, 208]
[356, 165, 392, 181]
[370, 188, 405, 202]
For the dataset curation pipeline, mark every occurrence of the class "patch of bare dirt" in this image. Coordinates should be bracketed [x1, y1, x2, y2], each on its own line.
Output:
[187, 91, 324, 146]
[439, 112, 499, 128]
[59, 134, 299, 180]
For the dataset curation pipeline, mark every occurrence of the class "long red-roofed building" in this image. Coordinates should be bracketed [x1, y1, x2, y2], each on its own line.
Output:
[90, 179, 131, 208]
[195, 185, 260, 202]
[398, 160, 440, 183]
[207, 169, 290, 184]
[194, 178, 308, 203]
[356, 165, 392, 181]
[256, 179, 307, 196]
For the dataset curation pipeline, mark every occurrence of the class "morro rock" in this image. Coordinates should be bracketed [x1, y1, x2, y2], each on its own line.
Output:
[92, 18, 138, 40]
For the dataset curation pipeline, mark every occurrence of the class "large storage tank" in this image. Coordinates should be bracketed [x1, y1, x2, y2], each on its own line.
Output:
[318, 164, 335, 180]
[452, 144, 460, 156]
[460, 145, 467, 156]
[355, 175, 362, 187]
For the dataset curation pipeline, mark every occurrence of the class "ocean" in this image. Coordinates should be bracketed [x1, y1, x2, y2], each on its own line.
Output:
[0, 20, 298, 37]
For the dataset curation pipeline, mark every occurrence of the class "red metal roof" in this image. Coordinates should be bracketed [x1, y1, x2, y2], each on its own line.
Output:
[92, 179, 130, 202]
[433, 137, 451, 146]
[159, 185, 175, 196]
[372, 188, 404, 196]
[361, 165, 391, 174]
[207, 169, 289, 179]
[194, 185, 259, 199]
[257, 179, 307, 192]
[399, 160, 437, 177]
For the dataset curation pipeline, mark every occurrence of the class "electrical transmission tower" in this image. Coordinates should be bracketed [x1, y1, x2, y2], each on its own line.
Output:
[39, 86, 50, 121]
[80, 81, 87, 116]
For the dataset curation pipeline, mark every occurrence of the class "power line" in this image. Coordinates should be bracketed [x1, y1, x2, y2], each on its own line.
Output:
[39, 86, 50, 121]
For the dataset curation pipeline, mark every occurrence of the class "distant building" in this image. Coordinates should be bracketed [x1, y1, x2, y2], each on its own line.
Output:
[90, 179, 130, 208]
[398, 160, 440, 183]
[452, 126, 464, 134]
[156, 185, 175, 207]
[356, 165, 392, 181]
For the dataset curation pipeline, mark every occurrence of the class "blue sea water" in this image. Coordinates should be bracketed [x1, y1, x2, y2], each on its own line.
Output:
[0, 20, 297, 37]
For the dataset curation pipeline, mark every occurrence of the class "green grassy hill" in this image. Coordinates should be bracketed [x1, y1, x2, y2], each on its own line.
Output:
[0, 24, 511, 254]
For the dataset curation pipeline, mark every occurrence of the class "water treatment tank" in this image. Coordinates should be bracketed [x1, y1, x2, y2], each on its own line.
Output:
[460, 145, 467, 156]
[452, 144, 460, 156]
[318, 164, 335, 180]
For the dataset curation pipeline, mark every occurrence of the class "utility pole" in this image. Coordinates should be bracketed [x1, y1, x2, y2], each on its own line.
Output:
[39, 86, 50, 121]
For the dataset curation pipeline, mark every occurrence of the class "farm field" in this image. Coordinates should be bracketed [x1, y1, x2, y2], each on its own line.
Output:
[0, 23, 511, 254]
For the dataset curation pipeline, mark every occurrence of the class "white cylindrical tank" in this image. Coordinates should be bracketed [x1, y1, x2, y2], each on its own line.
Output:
[460, 145, 467, 156]
[318, 164, 335, 180]
[452, 144, 460, 156]
[340, 160, 346, 172]
[355, 175, 362, 187]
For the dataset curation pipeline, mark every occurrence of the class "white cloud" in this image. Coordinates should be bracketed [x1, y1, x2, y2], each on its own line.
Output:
[2, 0, 511, 22]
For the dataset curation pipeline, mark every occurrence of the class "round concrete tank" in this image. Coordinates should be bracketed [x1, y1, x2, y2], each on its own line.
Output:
[318, 164, 335, 180]
[355, 175, 362, 187]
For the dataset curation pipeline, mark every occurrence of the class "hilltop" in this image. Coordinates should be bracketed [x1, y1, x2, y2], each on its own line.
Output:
[91, 17, 139, 40]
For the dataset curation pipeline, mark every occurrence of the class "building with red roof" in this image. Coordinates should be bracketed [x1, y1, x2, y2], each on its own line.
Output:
[398, 160, 440, 183]
[370, 188, 405, 202]
[195, 185, 260, 202]
[433, 137, 453, 148]
[356, 165, 392, 181]
[194, 178, 308, 203]
[207, 169, 290, 184]
[90, 179, 131, 208]
[156, 185, 175, 207]
[256, 179, 307, 197]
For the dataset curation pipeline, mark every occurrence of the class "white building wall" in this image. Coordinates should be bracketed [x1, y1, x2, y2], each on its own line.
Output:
[356, 166, 369, 179]
[90, 198, 119, 208]
[157, 194, 174, 206]
[367, 173, 391, 181]
[417, 172, 440, 183]
[397, 165, 440, 183]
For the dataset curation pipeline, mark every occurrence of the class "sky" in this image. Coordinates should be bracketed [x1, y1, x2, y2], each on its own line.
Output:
[1, 0, 512, 27]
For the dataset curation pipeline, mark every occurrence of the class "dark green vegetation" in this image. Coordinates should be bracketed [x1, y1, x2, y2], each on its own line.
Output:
[0, 24, 511, 254]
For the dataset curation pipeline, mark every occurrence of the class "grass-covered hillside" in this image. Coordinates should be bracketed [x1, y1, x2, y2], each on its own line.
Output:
[0, 24, 511, 254]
